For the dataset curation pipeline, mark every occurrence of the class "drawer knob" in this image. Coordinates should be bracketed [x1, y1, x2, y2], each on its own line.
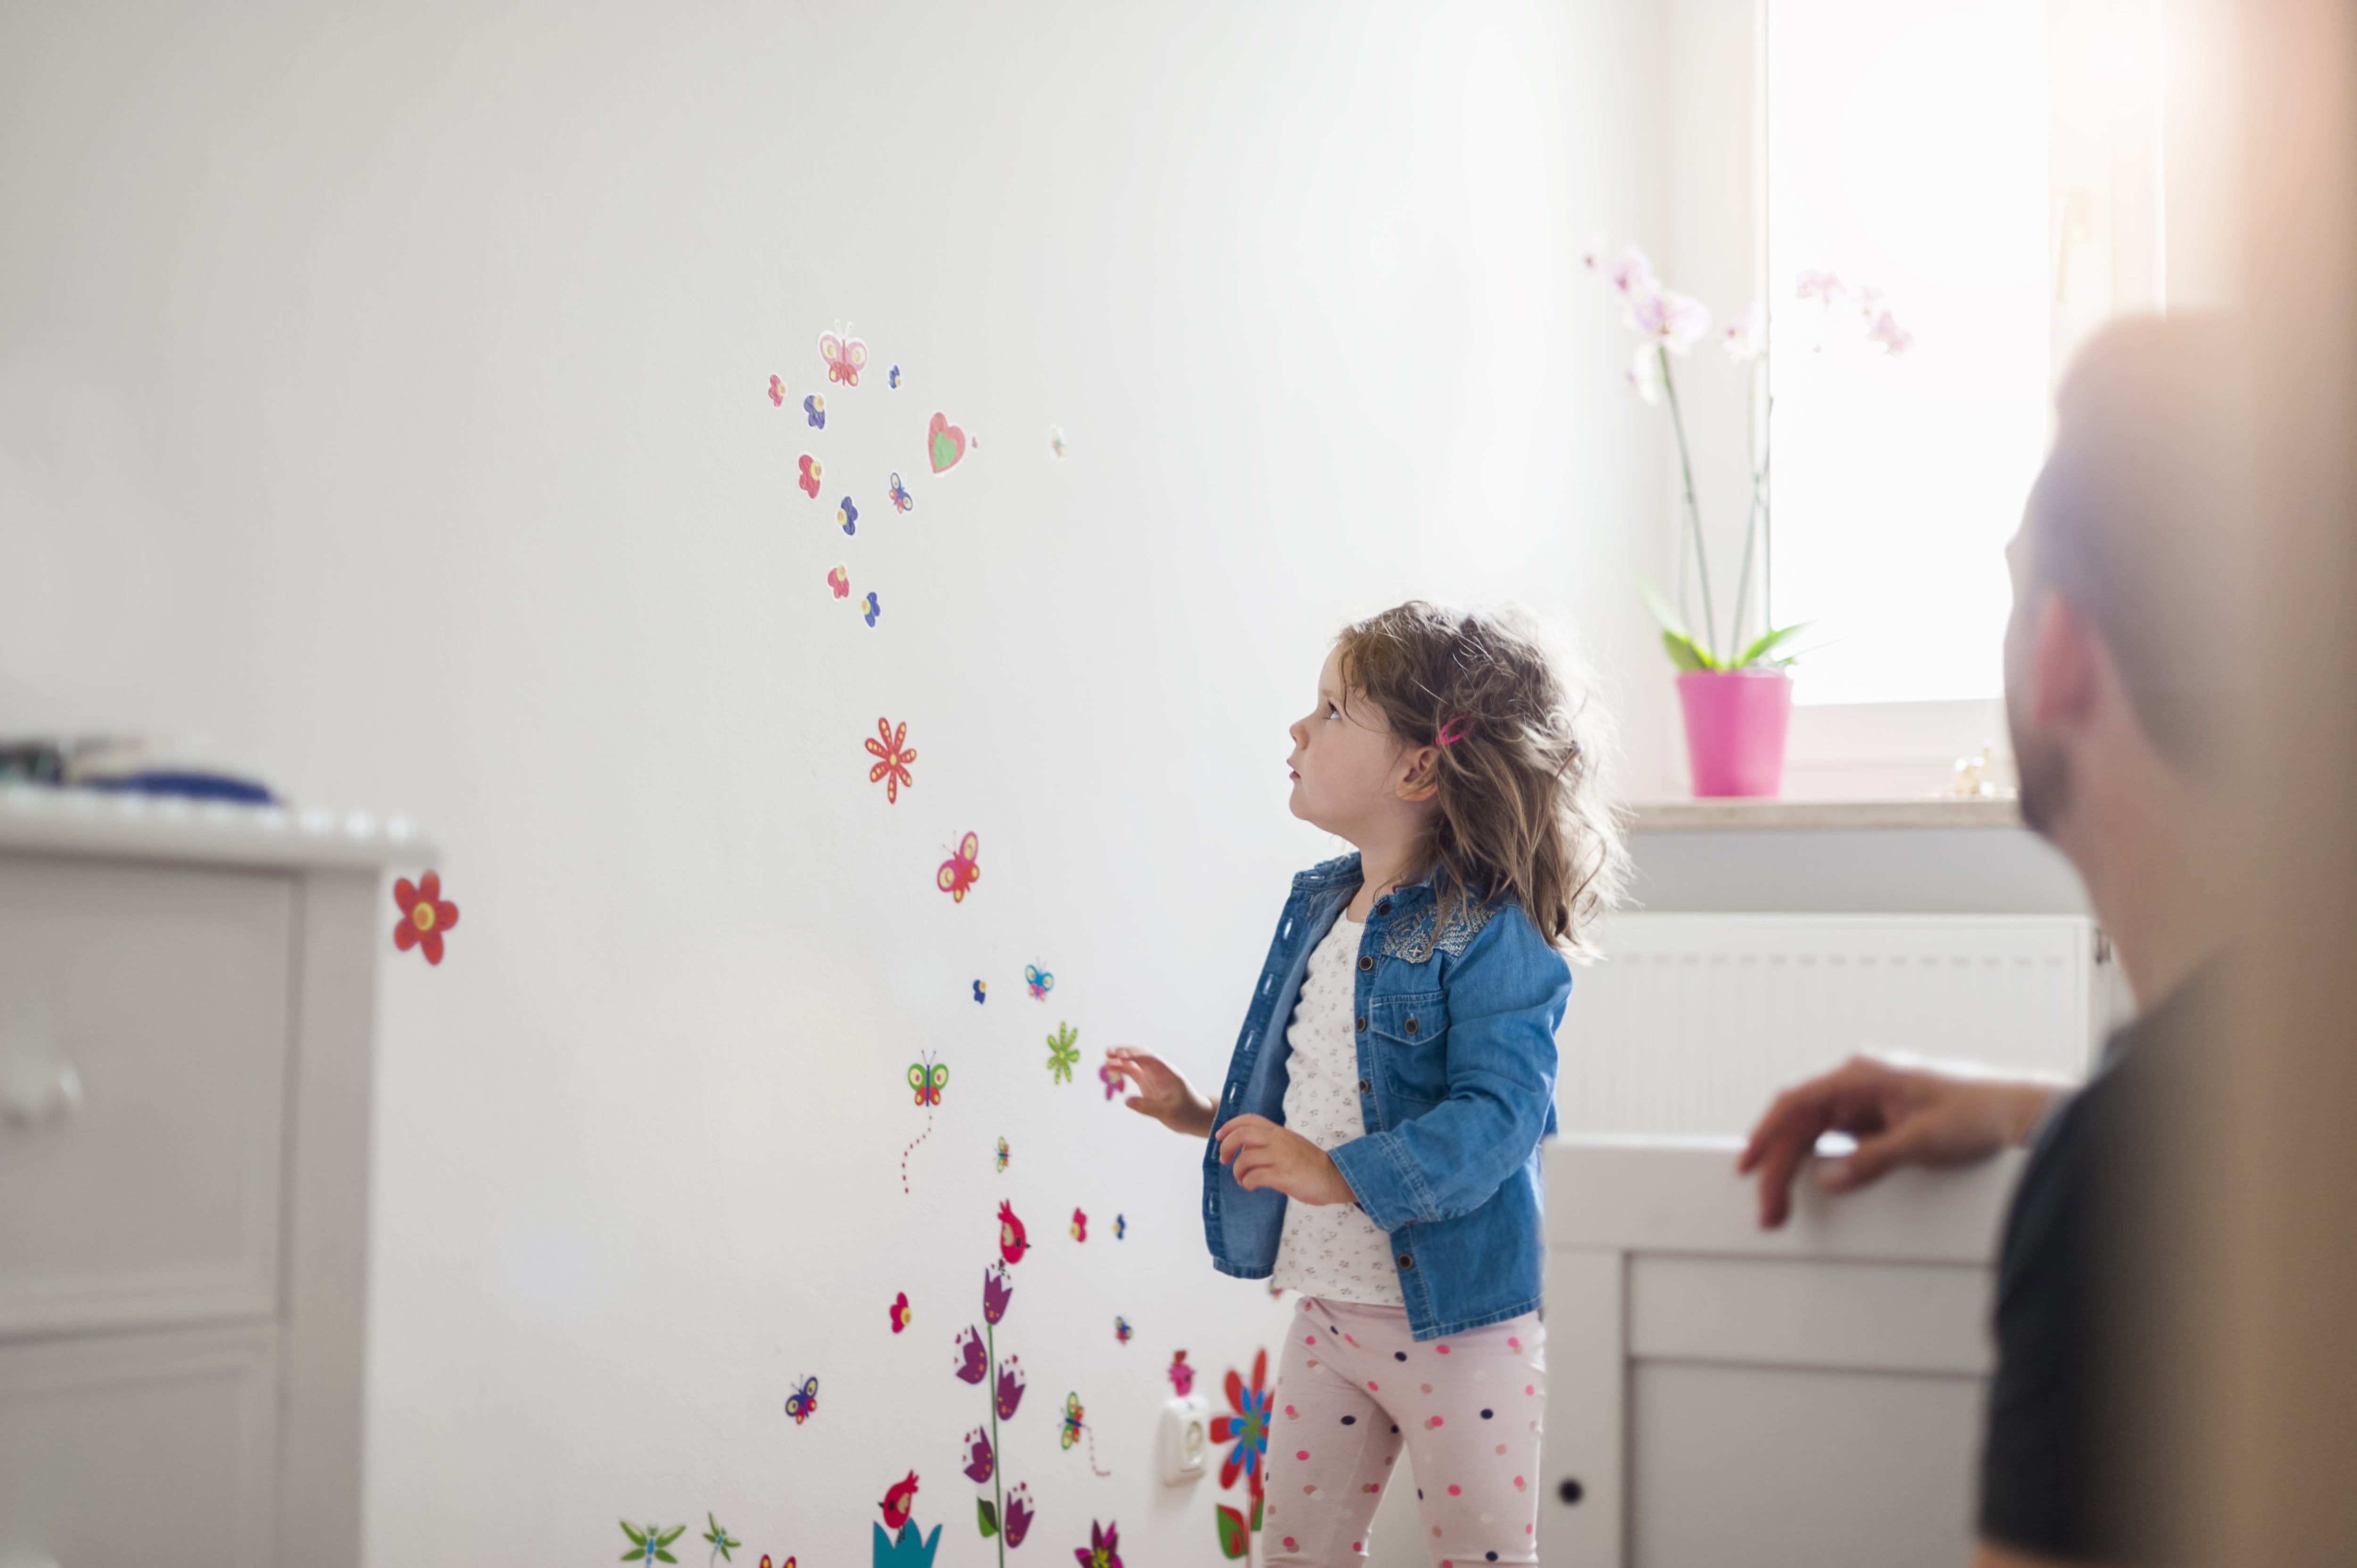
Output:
[0, 1057, 83, 1129]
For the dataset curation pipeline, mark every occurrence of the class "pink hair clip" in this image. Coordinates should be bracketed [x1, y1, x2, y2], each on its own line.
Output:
[1435, 714, 1473, 746]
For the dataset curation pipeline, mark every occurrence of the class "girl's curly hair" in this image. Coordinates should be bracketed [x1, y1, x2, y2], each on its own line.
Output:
[1335, 601, 1627, 958]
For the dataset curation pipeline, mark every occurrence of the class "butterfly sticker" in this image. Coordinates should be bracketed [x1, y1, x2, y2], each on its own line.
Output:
[901, 1051, 946, 1193]
[820, 329, 869, 386]
[784, 1376, 819, 1425]
[1114, 1316, 1132, 1345]
[889, 473, 914, 513]
[805, 393, 826, 429]
[768, 375, 786, 407]
[799, 454, 823, 499]
[972, 979, 988, 1004]
[863, 592, 881, 628]
[996, 1136, 1010, 1172]
[1025, 964, 1054, 1001]
[1060, 1392, 1086, 1450]
[1049, 425, 1068, 459]
[827, 565, 850, 599]
[838, 496, 859, 535]
[889, 364, 902, 389]
[938, 832, 980, 902]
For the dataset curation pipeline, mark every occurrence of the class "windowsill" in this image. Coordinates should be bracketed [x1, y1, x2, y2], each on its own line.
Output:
[1631, 797, 2023, 831]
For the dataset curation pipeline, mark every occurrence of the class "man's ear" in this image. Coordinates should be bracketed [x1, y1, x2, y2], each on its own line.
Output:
[1396, 745, 1441, 804]
[2030, 591, 2100, 731]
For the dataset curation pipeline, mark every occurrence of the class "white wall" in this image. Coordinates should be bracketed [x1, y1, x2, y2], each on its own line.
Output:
[0, 3, 1673, 1562]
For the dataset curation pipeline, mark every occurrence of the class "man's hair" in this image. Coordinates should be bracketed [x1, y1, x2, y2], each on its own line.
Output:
[2020, 314, 2251, 769]
[1333, 601, 1627, 957]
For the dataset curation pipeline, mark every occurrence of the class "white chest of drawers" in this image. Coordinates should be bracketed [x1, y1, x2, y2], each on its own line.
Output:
[0, 787, 416, 1568]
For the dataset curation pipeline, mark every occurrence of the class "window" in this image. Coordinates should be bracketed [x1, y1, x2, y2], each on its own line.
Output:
[1764, 0, 2056, 707]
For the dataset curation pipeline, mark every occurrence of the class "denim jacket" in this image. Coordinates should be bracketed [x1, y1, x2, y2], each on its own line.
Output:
[1201, 851, 1572, 1340]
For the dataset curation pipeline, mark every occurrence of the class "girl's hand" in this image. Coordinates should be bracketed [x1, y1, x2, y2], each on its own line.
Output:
[1105, 1047, 1217, 1140]
[1214, 1114, 1357, 1206]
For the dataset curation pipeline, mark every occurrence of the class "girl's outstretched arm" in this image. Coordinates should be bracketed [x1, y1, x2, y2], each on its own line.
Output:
[1105, 1047, 1217, 1139]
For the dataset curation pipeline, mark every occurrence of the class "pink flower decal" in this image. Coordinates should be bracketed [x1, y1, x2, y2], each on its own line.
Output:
[889, 1291, 913, 1334]
[799, 453, 822, 499]
[392, 871, 460, 965]
[768, 375, 786, 406]
[865, 718, 916, 805]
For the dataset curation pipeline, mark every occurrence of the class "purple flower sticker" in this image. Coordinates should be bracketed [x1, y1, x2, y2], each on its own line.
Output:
[955, 1326, 987, 1385]
[995, 1356, 1026, 1420]
[838, 496, 859, 535]
[1075, 1520, 1121, 1568]
[805, 392, 826, 428]
[1004, 1485, 1035, 1548]
[863, 592, 881, 627]
[963, 1426, 995, 1484]
[983, 1265, 1013, 1326]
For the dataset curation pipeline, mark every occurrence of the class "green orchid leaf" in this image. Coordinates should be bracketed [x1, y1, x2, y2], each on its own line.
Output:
[1735, 621, 1812, 667]
[1637, 574, 1693, 641]
[656, 1527, 687, 1546]
[656, 1553, 677, 1565]
[979, 1498, 999, 1538]
[1661, 629, 1720, 672]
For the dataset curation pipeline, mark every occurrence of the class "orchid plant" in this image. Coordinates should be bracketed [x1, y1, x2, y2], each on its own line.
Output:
[1585, 242, 1912, 673]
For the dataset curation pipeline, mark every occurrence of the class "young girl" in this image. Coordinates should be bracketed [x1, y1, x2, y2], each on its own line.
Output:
[1108, 601, 1624, 1568]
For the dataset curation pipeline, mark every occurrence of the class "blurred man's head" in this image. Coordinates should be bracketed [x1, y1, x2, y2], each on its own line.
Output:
[2004, 316, 2250, 839]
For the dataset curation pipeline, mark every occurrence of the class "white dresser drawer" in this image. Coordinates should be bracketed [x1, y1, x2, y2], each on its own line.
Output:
[0, 1325, 279, 1566]
[0, 855, 291, 1338]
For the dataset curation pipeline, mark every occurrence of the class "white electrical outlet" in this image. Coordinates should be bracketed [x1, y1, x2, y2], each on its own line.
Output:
[1156, 1395, 1211, 1486]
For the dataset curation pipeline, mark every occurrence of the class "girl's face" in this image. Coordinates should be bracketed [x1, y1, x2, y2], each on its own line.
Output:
[1286, 648, 1434, 843]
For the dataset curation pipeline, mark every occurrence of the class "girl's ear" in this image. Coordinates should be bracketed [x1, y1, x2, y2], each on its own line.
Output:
[1396, 745, 1442, 804]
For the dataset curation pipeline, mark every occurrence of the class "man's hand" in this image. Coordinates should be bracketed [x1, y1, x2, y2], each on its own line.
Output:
[1104, 1047, 1217, 1140]
[1214, 1114, 1357, 1206]
[1737, 1055, 2067, 1229]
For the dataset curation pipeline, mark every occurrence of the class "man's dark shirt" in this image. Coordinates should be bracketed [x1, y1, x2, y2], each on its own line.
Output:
[1978, 976, 2206, 1562]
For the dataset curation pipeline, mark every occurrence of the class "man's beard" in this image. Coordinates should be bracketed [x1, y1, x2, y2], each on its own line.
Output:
[2011, 708, 2070, 837]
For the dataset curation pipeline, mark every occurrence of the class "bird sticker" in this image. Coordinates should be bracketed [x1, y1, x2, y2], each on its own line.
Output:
[1167, 1350, 1194, 1396]
[938, 832, 981, 902]
[879, 1471, 920, 1532]
[820, 330, 869, 387]
[784, 1376, 819, 1425]
[998, 1200, 1030, 1264]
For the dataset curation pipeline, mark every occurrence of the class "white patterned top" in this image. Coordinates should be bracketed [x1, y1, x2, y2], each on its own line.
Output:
[1270, 914, 1405, 1307]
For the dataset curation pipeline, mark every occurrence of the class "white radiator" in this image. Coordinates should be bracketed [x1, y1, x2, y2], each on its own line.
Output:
[1556, 914, 2115, 1139]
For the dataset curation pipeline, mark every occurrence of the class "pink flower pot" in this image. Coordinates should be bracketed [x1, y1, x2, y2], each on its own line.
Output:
[1676, 669, 1794, 797]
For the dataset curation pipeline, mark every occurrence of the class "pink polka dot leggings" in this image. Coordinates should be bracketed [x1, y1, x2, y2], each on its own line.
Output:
[1262, 1294, 1546, 1568]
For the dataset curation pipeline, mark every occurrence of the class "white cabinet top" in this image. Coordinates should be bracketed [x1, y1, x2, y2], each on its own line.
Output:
[0, 783, 434, 871]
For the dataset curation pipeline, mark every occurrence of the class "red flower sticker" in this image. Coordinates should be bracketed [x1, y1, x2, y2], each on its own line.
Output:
[866, 718, 917, 804]
[392, 871, 460, 965]
[799, 453, 824, 499]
